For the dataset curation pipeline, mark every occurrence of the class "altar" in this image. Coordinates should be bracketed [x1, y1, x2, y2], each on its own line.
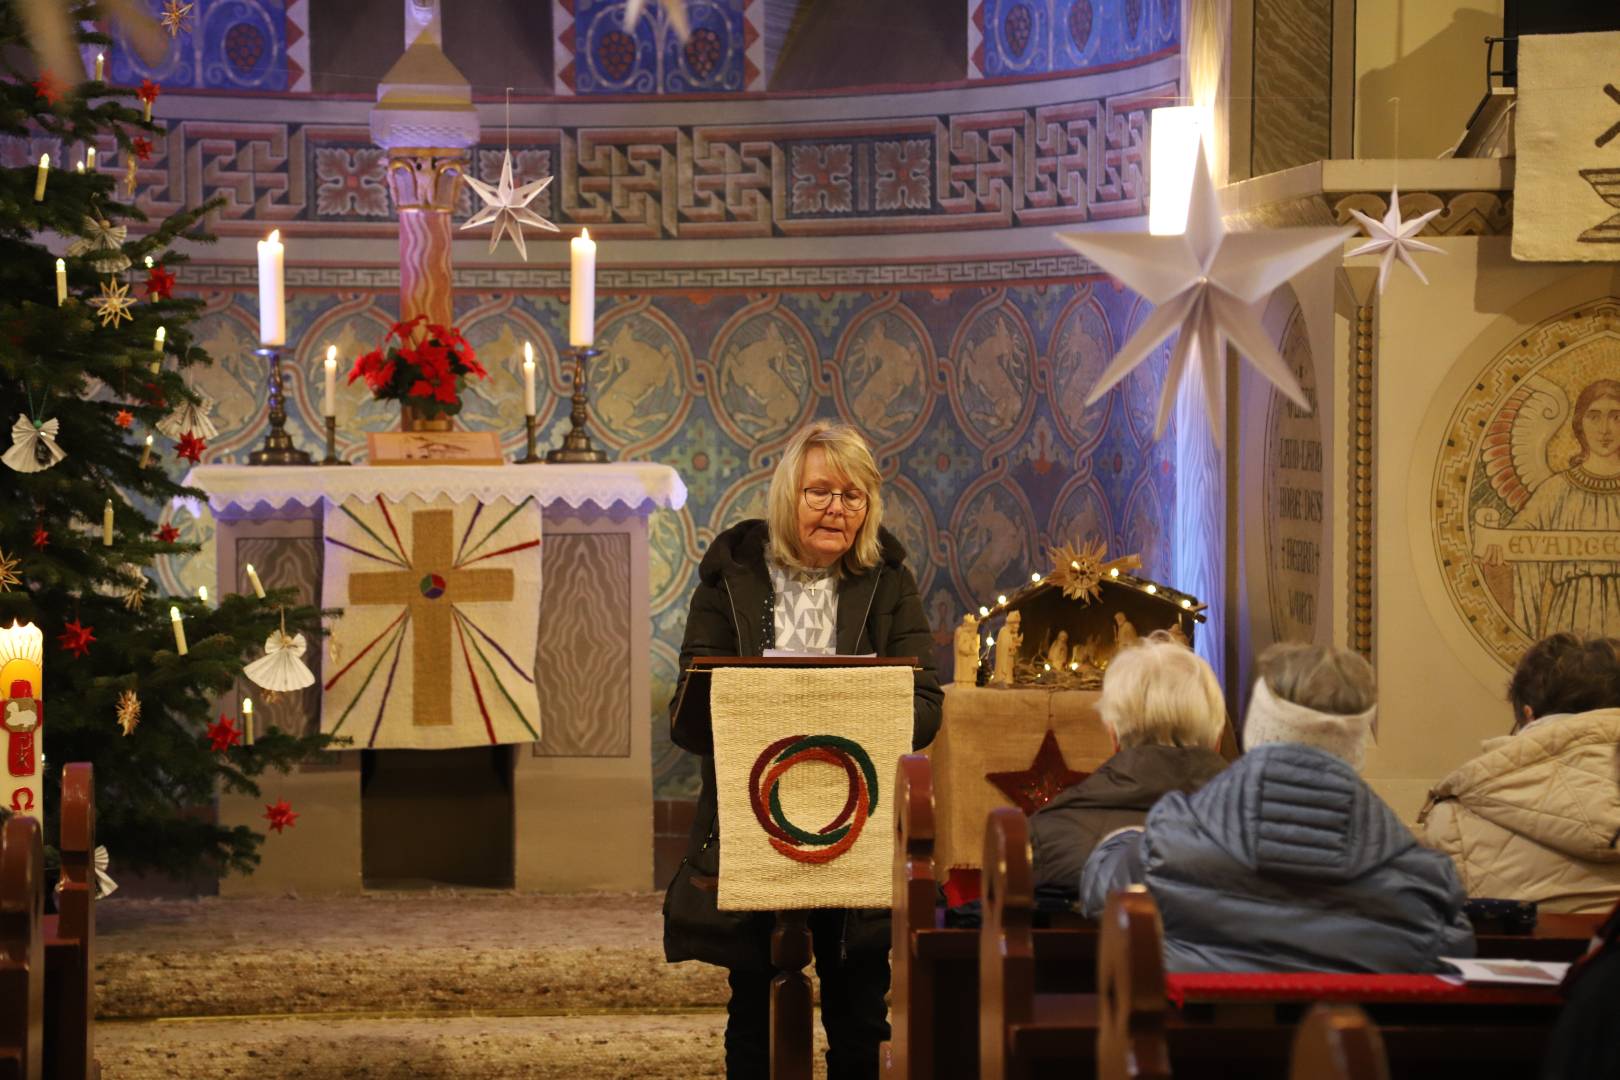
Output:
[183, 462, 685, 895]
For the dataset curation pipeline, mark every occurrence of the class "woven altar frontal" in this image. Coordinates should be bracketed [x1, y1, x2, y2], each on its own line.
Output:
[711, 666, 911, 911]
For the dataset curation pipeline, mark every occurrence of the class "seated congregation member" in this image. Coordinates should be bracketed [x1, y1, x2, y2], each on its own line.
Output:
[662, 421, 943, 1080]
[1419, 632, 1620, 914]
[1029, 634, 1228, 890]
[1080, 642, 1475, 973]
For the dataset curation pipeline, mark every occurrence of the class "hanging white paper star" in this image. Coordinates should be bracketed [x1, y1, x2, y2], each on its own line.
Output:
[1056, 143, 1353, 440]
[1345, 187, 1444, 294]
[624, 0, 690, 42]
[460, 150, 558, 262]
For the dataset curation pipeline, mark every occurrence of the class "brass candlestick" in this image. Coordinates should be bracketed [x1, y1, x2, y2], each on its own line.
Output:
[321, 416, 348, 465]
[546, 346, 609, 464]
[518, 414, 542, 464]
[248, 347, 312, 466]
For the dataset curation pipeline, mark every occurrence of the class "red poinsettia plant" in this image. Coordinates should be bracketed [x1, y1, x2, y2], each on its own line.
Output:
[348, 315, 487, 418]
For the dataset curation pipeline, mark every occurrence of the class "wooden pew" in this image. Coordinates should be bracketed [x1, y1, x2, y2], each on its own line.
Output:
[1291, 1005, 1390, 1080]
[43, 763, 97, 1079]
[0, 813, 45, 1080]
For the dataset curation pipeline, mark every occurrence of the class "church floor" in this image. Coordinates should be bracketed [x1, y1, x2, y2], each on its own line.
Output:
[94, 890, 831, 1078]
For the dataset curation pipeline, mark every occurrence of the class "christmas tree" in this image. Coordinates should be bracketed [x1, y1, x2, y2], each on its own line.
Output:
[0, 3, 331, 879]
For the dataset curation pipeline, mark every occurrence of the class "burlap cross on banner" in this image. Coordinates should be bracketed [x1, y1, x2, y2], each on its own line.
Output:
[710, 666, 912, 911]
[321, 493, 542, 749]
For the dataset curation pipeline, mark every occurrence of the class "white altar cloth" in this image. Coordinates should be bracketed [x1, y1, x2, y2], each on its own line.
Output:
[179, 463, 687, 516]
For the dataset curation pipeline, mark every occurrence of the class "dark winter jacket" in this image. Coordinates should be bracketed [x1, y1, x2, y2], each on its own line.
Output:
[662, 519, 943, 970]
[1080, 743, 1476, 973]
[1029, 743, 1228, 890]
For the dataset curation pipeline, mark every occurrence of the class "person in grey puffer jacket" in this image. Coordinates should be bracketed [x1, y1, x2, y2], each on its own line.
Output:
[1081, 642, 1476, 973]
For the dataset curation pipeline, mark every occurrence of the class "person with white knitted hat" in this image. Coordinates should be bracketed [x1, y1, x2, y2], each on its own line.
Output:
[1079, 642, 1475, 973]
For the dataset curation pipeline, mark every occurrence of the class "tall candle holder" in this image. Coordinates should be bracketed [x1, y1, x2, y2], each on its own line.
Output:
[248, 348, 312, 466]
[321, 417, 349, 466]
[518, 415, 542, 464]
[545, 346, 609, 464]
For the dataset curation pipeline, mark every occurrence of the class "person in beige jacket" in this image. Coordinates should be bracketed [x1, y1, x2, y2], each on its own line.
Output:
[1419, 633, 1620, 914]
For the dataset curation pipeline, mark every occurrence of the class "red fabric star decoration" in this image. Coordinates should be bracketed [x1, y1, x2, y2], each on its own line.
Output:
[137, 78, 160, 108]
[143, 264, 175, 300]
[984, 730, 1091, 815]
[32, 73, 62, 104]
[57, 619, 95, 658]
[155, 523, 181, 543]
[30, 526, 48, 550]
[115, 409, 134, 428]
[206, 714, 241, 753]
[131, 137, 154, 162]
[175, 431, 206, 463]
[264, 799, 299, 833]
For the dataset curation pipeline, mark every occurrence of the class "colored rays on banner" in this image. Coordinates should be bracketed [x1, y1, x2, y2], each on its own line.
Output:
[321, 495, 543, 749]
[749, 734, 879, 865]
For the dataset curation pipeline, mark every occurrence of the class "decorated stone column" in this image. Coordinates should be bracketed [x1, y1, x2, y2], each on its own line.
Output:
[369, 0, 478, 328]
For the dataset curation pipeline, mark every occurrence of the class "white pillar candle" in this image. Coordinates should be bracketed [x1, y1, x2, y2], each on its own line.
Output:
[33, 153, 48, 201]
[85, 145, 95, 172]
[102, 500, 113, 546]
[244, 563, 265, 599]
[54, 259, 66, 305]
[522, 341, 536, 416]
[242, 696, 254, 746]
[197, 585, 208, 606]
[569, 228, 596, 347]
[94, 52, 104, 81]
[169, 606, 187, 655]
[323, 345, 337, 417]
[256, 229, 285, 346]
[139, 434, 153, 468]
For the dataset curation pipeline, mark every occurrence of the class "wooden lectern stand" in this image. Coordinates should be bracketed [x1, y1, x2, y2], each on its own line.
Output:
[675, 655, 918, 1080]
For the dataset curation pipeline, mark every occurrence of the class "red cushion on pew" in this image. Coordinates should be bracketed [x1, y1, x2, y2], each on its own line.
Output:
[1164, 973, 1564, 1008]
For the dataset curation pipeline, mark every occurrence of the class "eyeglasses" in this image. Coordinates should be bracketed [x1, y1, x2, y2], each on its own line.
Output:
[802, 486, 868, 512]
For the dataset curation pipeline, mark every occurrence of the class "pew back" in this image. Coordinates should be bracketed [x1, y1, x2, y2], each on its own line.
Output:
[0, 814, 44, 1080]
[44, 762, 95, 1079]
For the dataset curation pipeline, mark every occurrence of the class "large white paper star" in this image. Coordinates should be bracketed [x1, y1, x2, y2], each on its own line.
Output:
[1345, 187, 1444, 294]
[459, 150, 558, 262]
[624, 0, 690, 42]
[1056, 143, 1353, 440]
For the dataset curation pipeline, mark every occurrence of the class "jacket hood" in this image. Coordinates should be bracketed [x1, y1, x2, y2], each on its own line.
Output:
[697, 518, 907, 585]
[1174, 743, 1416, 882]
[1052, 744, 1229, 813]
[1425, 709, 1620, 861]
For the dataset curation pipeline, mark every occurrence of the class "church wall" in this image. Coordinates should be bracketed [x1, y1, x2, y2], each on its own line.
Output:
[1353, 0, 1504, 157]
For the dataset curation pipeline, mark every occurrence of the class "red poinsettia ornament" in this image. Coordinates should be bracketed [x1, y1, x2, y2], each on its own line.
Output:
[264, 799, 299, 833]
[206, 714, 241, 753]
[348, 315, 486, 420]
[143, 264, 175, 300]
[175, 431, 206, 463]
[57, 619, 95, 658]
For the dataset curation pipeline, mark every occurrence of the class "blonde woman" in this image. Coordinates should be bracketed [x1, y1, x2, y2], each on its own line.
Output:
[663, 421, 942, 1079]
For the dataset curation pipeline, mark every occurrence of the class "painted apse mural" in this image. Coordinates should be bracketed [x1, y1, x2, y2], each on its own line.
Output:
[84, 1, 1179, 799]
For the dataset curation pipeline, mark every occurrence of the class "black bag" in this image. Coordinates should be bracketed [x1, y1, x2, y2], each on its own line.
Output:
[662, 834, 774, 971]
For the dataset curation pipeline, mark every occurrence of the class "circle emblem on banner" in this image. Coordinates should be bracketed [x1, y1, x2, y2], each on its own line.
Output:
[419, 573, 446, 599]
[748, 734, 879, 865]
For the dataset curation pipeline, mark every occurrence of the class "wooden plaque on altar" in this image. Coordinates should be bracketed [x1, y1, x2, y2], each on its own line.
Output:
[366, 430, 505, 466]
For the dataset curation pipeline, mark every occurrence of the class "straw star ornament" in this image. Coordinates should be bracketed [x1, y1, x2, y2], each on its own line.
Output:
[160, 0, 193, 36]
[1345, 187, 1444, 294]
[1056, 143, 1353, 441]
[90, 279, 134, 327]
[460, 151, 557, 261]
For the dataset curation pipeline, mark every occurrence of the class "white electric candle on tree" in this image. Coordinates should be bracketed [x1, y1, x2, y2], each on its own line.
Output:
[244, 563, 265, 599]
[153, 325, 165, 353]
[242, 696, 254, 746]
[33, 153, 48, 201]
[169, 606, 187, 655]
[323, 345, 337, 417]
[197, 585, 208, 606]
[257, 229, 285, 346]
[102, 500, 113, 546]
[94, 52, 104, 80]
[85, 145, 95, 172]
[54, 259, 66, 306]
[139, 434, 153, 468]
[522, 341, 536, 416]
[569, 228, 596, 347]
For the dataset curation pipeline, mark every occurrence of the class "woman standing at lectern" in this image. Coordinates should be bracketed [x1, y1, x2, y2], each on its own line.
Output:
[663, 421, 943, 1080]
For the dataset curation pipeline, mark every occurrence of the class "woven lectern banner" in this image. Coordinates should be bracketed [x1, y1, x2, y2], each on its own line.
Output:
[711, 666, 913, 911]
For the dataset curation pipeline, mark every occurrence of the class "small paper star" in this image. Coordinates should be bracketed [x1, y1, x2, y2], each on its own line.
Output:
[206, 714, 241, 753]
[31, 73, 61, 104]
[175, 431, 206, 463]
[1345, 186, 1445, 294]
[115, 689, 141, 736]
[624, 0, 690, 41]
[264, 799, 299, 833]
[90, 279, 135, 327]
[57, 619, 95, 658]
[143, 264, 175, 300]
[115, 409, 134, 428]
[0, 549, 20, 592]
[160, 0, 194, 37]
[156, 523, 180, 543]
[136, 79, 160, 108]
[460, 150, 558, 261]
[30, 526, 48, 550]
[985, 730, 1091, 815]
[131, 137, 154, 162]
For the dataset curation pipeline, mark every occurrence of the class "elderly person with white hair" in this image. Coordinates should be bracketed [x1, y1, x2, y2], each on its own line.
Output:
[1030, 635, 1228, 891]
[662, 421, 942, 1080]
[1080, 642, 1475, 973]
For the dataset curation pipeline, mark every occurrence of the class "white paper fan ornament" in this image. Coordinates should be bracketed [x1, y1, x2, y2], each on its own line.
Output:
[156, 388, 218, 440]
[3, 415, 66, 472]
[64, 218, 130, 275]
[244, 628, 315, 693]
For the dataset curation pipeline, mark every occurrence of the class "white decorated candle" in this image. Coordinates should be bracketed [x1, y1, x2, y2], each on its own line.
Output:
[74, 159, 83, 173]
[169, 606, 187, 655]
[94, 52, 104, 81]
[102, 499, 113, 546]
[54, 259, 66, 305]
[323, 345, 337, 417]
[86, 145, 95, 172]
[244, 563, 265, 599]
[256, 230, 285, 346]
[522, 341, 536, 416]
[34, 153, 48, 201]
[153, 325, 165, 353]
[139, 434, 153, 468]
[569, 228, 596, 347]
[242, 696, 254, 746]
[197, 585, 208, 606]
